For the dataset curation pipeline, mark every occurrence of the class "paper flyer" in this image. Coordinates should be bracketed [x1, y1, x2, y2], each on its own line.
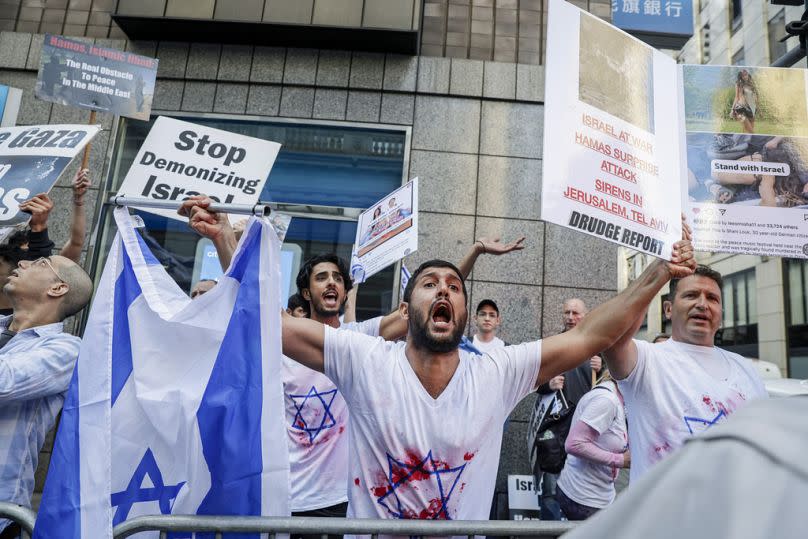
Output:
[351, 178, 418, 284]
[683, 65, 808, 258]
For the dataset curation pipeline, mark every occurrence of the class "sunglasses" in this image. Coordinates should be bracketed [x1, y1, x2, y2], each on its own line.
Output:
[29, 257, 66, 284]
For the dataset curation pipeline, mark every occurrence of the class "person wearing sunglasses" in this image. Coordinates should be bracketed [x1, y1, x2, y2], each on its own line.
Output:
[0, 255, 92, 539]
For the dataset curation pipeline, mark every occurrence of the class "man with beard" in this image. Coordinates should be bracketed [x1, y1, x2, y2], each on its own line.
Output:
[279, 240, 696, 523]
[179, 197, 524, 529]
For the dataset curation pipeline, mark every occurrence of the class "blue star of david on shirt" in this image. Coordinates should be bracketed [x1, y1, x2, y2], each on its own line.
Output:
[110, 448, 186, 526]
[683, 409, 727, 435]
[289, 386, 338, 443]
[377, 451, 466, 520]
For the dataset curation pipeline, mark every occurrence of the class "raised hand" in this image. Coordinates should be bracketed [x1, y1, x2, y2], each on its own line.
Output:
[549, 375, 565, 391]
[667, 240, 696, 279]
[72, 168, 91, 202]
[476, 236, 526, 255]
[20, 193, 54, 232]
[178, 195, 233, 242]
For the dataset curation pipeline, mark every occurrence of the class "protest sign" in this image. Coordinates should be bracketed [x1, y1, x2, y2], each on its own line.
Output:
[351, 178, 418, 284]
[35, 34, 158, 121]
[683, 65, 808, 258]
[542, 0, 685, 260]
[0, 124, 100, 228]
[507, 475, 542, 520]
[116, 116, 281, 220]
[0, 85, 22, 126]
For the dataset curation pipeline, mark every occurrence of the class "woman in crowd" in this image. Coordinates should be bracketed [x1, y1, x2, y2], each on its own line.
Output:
[555, 374, 630, 520]
[730, 69, 758, 134]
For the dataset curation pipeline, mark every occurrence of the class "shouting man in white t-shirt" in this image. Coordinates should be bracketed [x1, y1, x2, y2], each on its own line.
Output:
[603, 264, 768, 483]
[280, 238, 695, 523]
[179, 196, 526, 526]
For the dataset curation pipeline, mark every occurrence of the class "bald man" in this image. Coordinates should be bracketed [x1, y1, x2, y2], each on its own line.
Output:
[0, 255, 92, 537]
[541, 298, 603, 405]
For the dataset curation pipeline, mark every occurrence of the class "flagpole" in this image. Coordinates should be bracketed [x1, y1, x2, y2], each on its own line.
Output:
[108, 195, 271, 217]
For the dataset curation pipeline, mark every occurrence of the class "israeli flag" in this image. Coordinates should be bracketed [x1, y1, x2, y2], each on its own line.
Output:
[34, 208, 290, 538]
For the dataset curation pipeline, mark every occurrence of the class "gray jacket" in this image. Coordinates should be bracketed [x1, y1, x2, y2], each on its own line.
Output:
[565, 396, 808, 539]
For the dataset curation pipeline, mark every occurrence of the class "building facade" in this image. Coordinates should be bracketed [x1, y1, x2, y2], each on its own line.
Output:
[0, 0, 619, 518]
[676, 0, 805, 66]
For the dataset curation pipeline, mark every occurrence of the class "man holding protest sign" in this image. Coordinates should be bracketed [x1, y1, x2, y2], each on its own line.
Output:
[180, 196, 525, 527]
[603, 255, 768, 482]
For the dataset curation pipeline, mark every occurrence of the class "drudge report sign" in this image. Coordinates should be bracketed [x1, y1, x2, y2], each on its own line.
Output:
[117, 116, 281, 220]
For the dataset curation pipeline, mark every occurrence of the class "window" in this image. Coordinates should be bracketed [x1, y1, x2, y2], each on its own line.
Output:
[94, 115, 408, 322]
[786, 259, 808, 377]
[731, 48, 744, 66]
[768, 11, 787, 64]
[715, 269, 758, 357]
[731, 0, 742, 31]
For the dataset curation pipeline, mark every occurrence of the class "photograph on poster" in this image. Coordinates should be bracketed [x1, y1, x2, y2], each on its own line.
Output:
[357, 181, 414, 256]
[684, 65, 808, 137]
[687, 132, 808, 208]
[578, 12, 655, 134]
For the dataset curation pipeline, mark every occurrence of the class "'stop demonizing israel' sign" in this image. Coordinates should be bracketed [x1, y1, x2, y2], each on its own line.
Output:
[611, 0, 694, 48]
[35, 34, 158, 120]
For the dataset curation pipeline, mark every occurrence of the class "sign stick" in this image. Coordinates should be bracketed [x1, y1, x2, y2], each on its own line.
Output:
[79, 110, 96, 170]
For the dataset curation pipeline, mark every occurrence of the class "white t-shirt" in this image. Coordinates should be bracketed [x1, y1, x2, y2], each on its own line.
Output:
[618, 338, 767, 482]
[284, 317, 382, 512]
[323, 326, 541, 522]
[472, 334, 505, 355]
[557, 383, 627, 508]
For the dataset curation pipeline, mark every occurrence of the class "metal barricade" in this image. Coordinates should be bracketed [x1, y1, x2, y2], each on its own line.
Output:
[113, 516, 578, 538]
[0, 502, 37, 539]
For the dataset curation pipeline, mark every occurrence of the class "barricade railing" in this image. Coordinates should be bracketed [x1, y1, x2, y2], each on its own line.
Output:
[0, 502, 37, 538]
[113, 516, 578, 538]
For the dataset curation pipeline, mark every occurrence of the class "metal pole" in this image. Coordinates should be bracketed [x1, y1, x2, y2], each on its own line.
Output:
[108, 195, 271, 217]
[771, 45, 806, 67]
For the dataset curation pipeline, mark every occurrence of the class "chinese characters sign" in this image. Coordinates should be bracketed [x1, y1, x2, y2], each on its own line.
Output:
[611, 0, 693, 39]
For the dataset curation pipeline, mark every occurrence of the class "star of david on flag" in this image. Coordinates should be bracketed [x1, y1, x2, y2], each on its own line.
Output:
[377, 451, 466, 520]
[34, 208, 290, 539]
[289, 386, 338, 443]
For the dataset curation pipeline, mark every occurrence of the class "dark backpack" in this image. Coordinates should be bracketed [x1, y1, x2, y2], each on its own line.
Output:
[529, 391, 575, 475]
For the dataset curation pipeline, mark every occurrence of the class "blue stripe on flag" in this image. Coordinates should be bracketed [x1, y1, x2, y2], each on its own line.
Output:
[135, 230, 162, 266]
[32, 367, 81, 538]
[195, 225, 264, 539]
[111, 249, 143, 406]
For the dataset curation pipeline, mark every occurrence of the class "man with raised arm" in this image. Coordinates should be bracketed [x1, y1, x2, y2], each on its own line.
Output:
[278, 238, 694, 522]
[603, 262, 767, 483]
[178, 197, 525, 527]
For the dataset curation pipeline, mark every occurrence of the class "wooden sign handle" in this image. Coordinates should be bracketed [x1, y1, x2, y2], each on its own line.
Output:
[80, 110, 96, 170]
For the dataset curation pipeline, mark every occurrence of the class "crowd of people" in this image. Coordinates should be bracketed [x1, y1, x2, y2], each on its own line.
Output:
[0, 188, 773, 536]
